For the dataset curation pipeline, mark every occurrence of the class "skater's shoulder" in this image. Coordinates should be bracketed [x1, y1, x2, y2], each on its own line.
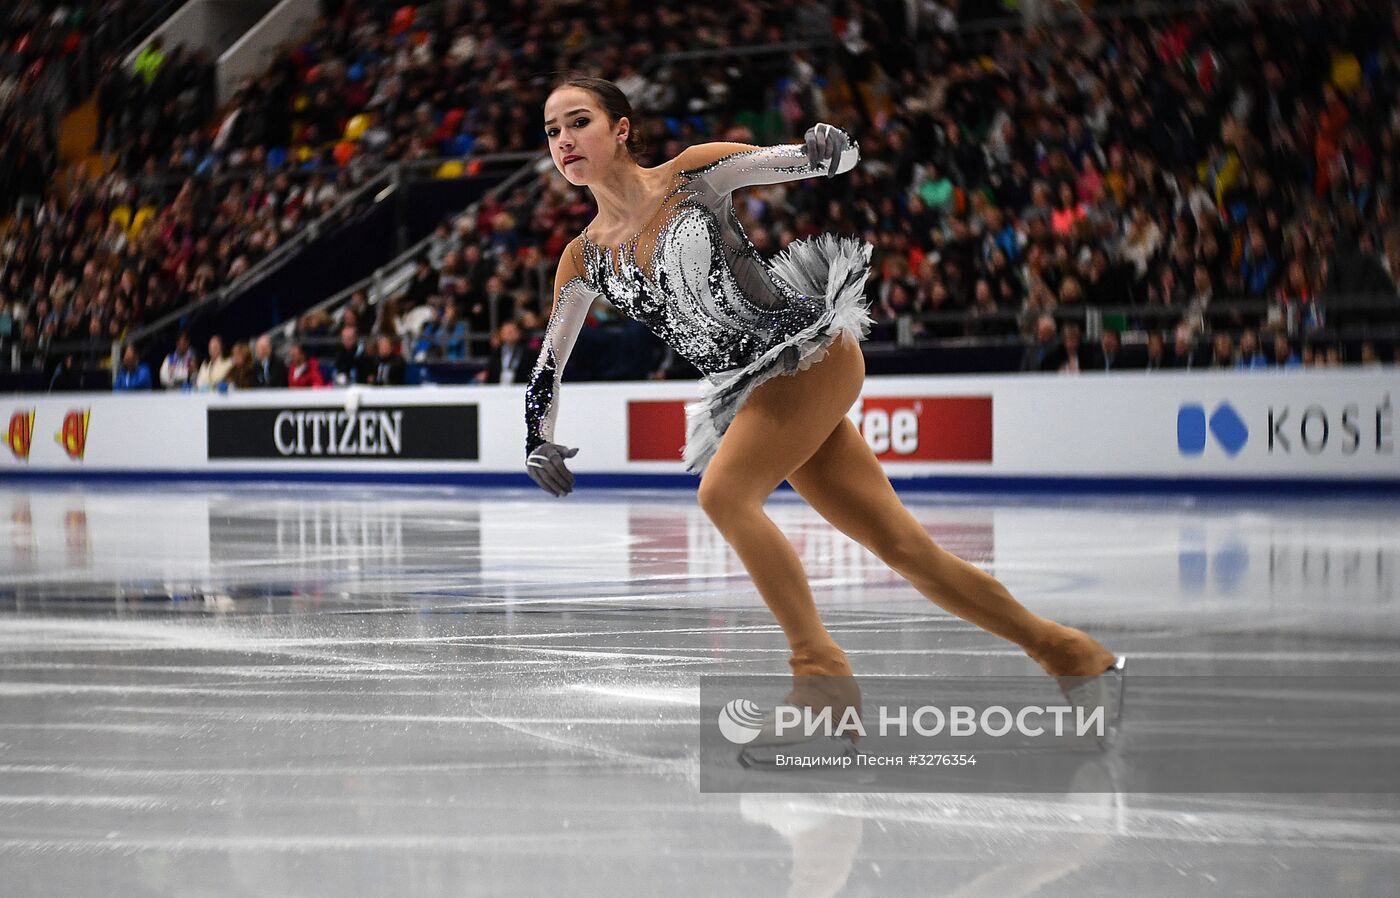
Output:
[553, 236, 588, 286]
[674, 141, 762, 174]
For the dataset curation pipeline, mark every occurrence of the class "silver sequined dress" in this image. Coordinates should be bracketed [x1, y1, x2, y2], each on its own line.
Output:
[525, 138, 872, 475]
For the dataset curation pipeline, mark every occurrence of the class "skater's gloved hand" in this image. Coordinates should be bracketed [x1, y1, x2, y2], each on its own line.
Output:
[526, 442, 579, 497]
[804, 123, 851, 177]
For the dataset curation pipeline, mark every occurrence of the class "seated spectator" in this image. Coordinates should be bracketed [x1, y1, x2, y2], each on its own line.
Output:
[196, 336, 233, 390]
[405, 257, 439, 308]
[917, 163, 956, 214]
[1170, 325, 1201, 369]
[332, 326, 365, 385]
[1050, 183, 1088, 237]
[297, 310, 335, 341]
[287, 343, 325, 388]
[340, 291, 374, 337]
[355, 336, 380, 384]
[1086, 330, 1125, 372]
[1120, 208, 1163, 281]
[252, 335, 288, 387]
[113, 345, 153, 391]
[0, 293, 13, 350]
[1055, 277, 1087, 325]
[1041, 322, 1088, 373]
[1210, 332, 1235, 369]
[1236, 329, 1270, 370]
[368, 334, 406, 386]
[464, 275, 518, 339]
[227, 340, 255, 388]
[49, 354, 84, 392]
[965, 279, 1013, 338]
[160, 333, 198, 390]
[1271, 333, 1299, 367]
[374, 295, 407, 339]
[1240, 230, 1279, 297]
[1020, 315, 1058, 372]
[1272, 259, 1323, 332]
[12, 322, 42, 371]
[1143, 331, 1168, 371]
[478, 320, 537, 385]
[414, 303, 469, 361]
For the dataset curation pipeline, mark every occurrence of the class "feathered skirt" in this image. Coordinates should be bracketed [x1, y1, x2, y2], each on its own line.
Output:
[682, 234, 874, 475]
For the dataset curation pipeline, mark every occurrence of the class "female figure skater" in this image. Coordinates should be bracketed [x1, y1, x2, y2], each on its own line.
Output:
[526, 78, 1123, 732]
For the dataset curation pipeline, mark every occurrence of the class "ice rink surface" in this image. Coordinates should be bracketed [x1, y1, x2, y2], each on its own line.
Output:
[2, 482, 1398, 896]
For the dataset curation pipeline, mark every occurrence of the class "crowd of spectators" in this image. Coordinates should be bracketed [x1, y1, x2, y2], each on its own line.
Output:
[1, 162, 355, 378]
[3, 0, 812, 381]
[781, 0, 1399, 363]
[96, 36, 218, 174]
[1, 1, 171, 210]
[0, 1, 234, 377]
[104, 327, 427, 392]
[290, 0, 1399, 385]
[0, 16, 380, 380]
[6, 0, 1400, 388]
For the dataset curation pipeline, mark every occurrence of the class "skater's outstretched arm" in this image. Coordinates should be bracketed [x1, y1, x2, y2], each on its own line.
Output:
[524, 239, 597, 495]
[678, 123, 860, 195]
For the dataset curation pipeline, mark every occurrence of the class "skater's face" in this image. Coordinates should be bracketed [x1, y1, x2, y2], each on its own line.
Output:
[544, 87, 627, 185]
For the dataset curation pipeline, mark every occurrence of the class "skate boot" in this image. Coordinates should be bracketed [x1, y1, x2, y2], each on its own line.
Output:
[1057, 655, 1127, 750]
[737, 672, 863, 769]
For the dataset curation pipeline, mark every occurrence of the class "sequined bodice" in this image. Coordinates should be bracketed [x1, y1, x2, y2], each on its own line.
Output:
[573, 160, 825, 376]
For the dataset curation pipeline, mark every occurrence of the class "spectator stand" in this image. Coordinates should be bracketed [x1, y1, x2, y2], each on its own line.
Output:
[109, 152, 533, 386]
[2, 1, 186, 217]
[7, 0, 1399, 393]
[257, 152, 550, 387]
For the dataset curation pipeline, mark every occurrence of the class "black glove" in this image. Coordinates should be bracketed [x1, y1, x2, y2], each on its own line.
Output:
[803, 123, 851, 177]
[526, 442, 579, 497]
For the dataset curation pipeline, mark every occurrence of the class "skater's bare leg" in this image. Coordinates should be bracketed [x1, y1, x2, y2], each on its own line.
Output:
[697, 335, 866, 702]
[787, 418, 1115, 677]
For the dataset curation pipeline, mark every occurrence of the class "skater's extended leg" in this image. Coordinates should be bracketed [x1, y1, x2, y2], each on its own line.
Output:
[787, 418, 1115, 677]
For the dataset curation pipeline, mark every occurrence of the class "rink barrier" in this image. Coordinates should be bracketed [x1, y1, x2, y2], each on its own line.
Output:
[4, 469, 1400, 495]
[3, 370, 1397, 491]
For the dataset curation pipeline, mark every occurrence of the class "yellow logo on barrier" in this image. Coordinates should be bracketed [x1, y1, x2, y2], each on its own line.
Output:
[5, 410, 36, 461]
[56, 409, 91, 461]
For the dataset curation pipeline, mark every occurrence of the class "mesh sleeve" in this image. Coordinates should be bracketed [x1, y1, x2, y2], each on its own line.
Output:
[524, 274, 597, 455]
[690, 131, 860, 196]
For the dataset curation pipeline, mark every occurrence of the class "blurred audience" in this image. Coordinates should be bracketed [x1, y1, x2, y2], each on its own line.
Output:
[4, 0, 1398, 386]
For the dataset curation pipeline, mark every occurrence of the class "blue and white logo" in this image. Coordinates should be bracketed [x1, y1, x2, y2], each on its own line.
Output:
[1178, 402, 1249, 456]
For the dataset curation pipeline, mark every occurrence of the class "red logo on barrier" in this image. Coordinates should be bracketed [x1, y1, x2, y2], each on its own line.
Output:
[627, 396, 993, 463]
[852, 397, 993, 462]
[5, 410, 36, 461]
[56, 409, 91, 461]
[628, 400, 690, 462]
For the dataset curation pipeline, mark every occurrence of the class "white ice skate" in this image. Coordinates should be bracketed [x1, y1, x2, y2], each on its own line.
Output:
[1057, 655, 1127, 750]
